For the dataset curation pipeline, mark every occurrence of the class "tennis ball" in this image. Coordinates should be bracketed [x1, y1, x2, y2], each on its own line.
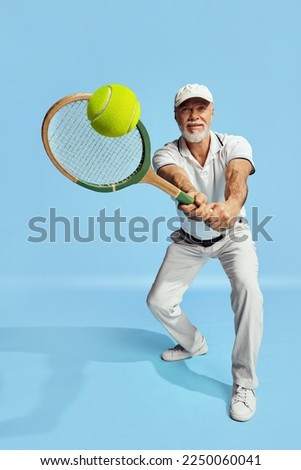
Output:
[87, 84, 141, 137]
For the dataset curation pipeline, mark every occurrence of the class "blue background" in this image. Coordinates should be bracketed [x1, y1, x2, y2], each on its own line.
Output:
[0, 0, 300, 450]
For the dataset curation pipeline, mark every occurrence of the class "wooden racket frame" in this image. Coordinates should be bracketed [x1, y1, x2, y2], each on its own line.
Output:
[41, 93, 194, 204]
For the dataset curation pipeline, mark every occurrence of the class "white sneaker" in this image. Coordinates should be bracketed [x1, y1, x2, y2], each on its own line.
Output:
[230, 385, 256, 422]
[161, 339, 208, 362]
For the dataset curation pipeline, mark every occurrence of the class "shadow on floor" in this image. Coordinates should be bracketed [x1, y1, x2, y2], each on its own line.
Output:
[0, 326, 231, 438]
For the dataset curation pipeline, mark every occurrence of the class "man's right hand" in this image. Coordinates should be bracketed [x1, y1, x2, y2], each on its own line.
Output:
[178, 191, 208, 219]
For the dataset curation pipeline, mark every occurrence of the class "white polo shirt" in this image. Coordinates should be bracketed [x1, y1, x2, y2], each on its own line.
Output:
[152, 131, 255, 240]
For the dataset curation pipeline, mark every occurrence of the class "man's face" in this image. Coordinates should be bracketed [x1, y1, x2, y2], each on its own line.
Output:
[175, 98, 214, 143]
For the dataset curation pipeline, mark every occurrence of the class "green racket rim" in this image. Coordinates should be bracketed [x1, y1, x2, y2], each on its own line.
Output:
[76, 121, 151, 193]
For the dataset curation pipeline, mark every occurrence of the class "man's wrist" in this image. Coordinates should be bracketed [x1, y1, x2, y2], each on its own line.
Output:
[225, 198, 241, 215]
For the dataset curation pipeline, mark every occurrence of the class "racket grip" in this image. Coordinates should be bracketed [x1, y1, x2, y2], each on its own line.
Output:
[176, 191, 195, 205]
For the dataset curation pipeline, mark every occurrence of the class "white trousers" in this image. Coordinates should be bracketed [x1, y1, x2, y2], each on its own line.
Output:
[147, 223, 263, 389]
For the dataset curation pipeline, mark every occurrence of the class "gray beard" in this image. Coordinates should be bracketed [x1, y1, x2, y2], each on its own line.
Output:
[180, 124, 210, 143]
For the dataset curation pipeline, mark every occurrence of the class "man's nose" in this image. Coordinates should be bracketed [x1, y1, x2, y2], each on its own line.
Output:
[190, 107, 199, 120]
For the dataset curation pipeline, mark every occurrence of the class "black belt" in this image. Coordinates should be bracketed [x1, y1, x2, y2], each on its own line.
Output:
[180, 229, 224, 247]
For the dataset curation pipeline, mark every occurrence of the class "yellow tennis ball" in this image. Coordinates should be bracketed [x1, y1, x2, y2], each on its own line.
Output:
[87, 83, 141, 137]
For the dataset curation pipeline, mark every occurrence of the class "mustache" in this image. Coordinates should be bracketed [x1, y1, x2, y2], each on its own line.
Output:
[182, 121, 207, 131]
[185, 120, 203, 126]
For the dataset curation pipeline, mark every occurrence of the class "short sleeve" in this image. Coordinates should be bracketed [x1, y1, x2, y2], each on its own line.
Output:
[152, 141, 180, 173]
[224, 136, 255, 174]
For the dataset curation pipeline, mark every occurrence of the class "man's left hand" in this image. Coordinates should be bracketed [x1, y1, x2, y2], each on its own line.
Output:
[182, 200, 240, 230]
[202, 201, 240, 230]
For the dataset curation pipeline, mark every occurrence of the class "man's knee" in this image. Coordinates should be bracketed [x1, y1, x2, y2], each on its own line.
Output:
[231, 277, 263, 312]
[146, 288, 180, 320]
[146, 289, 166, 315]
[230, 269, 261, 294]
[146, 290, 156, 312]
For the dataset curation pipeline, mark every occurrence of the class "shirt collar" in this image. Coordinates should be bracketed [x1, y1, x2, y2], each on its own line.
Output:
[178, 131, 223, 160]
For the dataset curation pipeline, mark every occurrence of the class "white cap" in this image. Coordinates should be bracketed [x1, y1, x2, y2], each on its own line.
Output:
[174, 83, 213, 108]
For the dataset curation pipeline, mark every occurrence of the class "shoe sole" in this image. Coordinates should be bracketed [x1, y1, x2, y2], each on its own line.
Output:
[229, 409, 255, 422]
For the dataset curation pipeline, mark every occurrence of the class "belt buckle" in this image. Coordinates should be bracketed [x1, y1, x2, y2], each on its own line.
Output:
[201, 235, 223, 247]
[201, 239, 213, 247]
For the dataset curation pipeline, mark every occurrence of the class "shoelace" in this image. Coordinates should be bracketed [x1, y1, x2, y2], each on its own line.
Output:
[233, 386, 250, 405]
[171, 344, 185, 352]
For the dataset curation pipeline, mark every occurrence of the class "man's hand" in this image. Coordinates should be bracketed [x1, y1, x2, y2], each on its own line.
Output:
[178, 159, 252, 230]
[179, 198, 241, 231]
[202, 201, 241, 230]
[178, 191, 208, 219]
[201, 159, 252, 230]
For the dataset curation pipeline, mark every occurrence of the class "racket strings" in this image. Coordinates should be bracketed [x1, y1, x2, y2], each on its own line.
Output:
[48, 99, 144, 186]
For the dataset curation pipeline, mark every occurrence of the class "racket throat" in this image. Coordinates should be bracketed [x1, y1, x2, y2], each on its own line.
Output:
[140, 167, 194, 204]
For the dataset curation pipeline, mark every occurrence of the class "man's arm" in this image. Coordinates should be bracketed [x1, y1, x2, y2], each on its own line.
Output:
[158, 164, 196, 193]
[181, 159, 253, 230]
[223, 158, 252, 212]
[158, 164, 208, 207]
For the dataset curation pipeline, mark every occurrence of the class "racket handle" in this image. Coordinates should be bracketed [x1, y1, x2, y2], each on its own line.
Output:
[176, 191, 195, 205]
[141, 168, 195, 205]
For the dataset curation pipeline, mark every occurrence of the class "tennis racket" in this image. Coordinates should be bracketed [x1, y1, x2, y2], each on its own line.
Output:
[41, 93, 194, 204]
